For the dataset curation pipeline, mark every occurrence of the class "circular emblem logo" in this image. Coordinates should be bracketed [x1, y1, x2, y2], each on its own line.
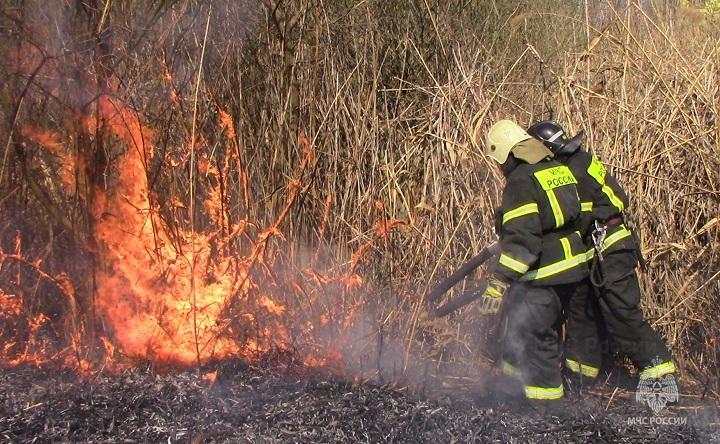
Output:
[636, 359, 678, 414]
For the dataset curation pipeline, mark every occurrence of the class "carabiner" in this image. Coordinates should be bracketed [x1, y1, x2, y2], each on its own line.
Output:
[592, 220, 607, 261]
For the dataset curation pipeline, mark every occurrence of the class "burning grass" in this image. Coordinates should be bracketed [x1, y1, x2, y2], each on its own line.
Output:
[1, 4, 719, 439]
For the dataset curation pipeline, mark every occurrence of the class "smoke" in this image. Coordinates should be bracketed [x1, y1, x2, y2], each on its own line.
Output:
[25, 0, 72, 55]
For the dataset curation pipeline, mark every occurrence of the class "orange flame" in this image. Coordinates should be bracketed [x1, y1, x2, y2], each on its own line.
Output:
[3, 31, 377, 377]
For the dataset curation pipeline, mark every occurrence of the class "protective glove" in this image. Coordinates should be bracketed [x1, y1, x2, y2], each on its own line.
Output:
[477, 275, 510, 315]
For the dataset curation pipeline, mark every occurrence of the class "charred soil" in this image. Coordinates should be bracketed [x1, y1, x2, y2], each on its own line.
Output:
[0, 361, 718, 444]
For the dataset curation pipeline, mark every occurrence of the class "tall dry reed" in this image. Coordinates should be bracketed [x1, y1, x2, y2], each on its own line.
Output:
[0, 0, 717, 398]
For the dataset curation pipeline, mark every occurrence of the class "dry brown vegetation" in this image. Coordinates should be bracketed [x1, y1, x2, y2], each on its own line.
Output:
[0, 0, 718, 402]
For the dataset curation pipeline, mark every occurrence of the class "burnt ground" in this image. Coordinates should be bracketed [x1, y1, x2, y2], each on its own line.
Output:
[0, 360, 718, 444]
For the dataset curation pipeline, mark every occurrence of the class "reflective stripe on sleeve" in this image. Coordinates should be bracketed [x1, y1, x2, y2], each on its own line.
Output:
[602, 184, 626, 213]
[581, 202, 593, 212]
[587, 158, 625, 213]
[499, 253, 530, 274]
[502, 203, 539, 225]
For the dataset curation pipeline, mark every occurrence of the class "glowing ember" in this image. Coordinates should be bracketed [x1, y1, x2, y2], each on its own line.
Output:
[259, 296, 286, 316]
[303, 350, 346, 375]
[201, 370, 218, 384]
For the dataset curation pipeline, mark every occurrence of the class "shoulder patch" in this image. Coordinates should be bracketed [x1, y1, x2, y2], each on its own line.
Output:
[587, 157, 606, 185]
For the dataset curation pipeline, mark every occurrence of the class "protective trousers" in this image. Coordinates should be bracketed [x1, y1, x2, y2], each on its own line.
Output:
[564, 248, 675, 378]
[564, 277, 605, 378]
[500, 282, 575, 401]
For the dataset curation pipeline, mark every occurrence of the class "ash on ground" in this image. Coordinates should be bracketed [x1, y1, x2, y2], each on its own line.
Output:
[0, 360, 718, 444]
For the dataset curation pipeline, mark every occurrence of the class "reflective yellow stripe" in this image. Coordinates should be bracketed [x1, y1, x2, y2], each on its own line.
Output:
[640, 361, 676, 379]
[601, 225, 632, 251]
[587, 158, 625, 213]
[534, 165, 578, 228]
[547, 190, 564, 227]
[525, 384, 564, 400]
[602, 184, 625, 212]
[518, 232, 586, 281]
[519, 254, 586, 280]
[502, 361, 522, 380]
[503, 203, 539, 224]
[499, 253, 530, 274]
[581, 202, 593, 212]
[519, 238, 587, 281]
[565, 359, 600, 378]
[485, 286, 503, 298]
[586, 247, 595, 261]
[585, 226, 632, 258]
[560, 237, 571, 258]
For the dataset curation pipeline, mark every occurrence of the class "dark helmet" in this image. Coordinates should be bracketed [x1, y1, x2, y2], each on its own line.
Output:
[527, 120, 584, 156]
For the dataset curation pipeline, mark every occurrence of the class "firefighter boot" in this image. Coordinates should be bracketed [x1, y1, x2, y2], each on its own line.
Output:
[527, 398, 565, 417]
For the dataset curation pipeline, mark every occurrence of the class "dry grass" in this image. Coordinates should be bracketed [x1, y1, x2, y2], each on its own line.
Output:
[0, 0, 718, 399]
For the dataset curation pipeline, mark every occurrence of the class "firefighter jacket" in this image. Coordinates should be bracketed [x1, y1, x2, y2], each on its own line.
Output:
[560, 149, 636, 255]
[494, 159, 589, 286]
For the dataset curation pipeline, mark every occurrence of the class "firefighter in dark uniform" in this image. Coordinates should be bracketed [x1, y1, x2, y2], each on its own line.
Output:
[527, 120, 676, 386]
[475, 119, 589, 413]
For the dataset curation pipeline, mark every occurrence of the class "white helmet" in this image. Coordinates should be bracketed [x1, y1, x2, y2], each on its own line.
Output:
[484, 120, 532, 164]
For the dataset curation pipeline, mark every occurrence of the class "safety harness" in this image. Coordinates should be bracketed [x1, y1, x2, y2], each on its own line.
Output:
[590, 216, 647, 288]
